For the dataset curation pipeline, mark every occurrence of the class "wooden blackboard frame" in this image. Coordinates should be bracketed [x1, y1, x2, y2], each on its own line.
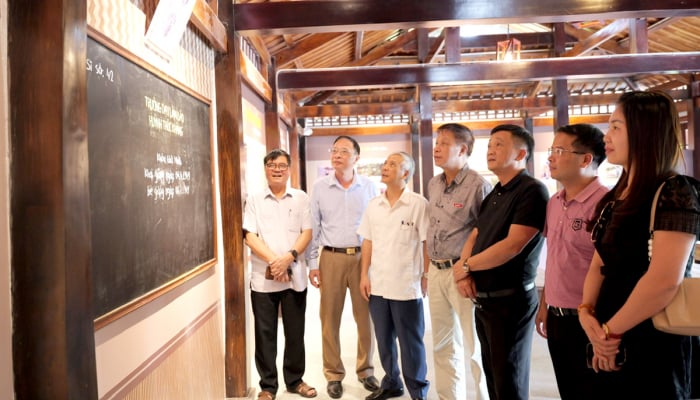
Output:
[88, 30, 217, 330]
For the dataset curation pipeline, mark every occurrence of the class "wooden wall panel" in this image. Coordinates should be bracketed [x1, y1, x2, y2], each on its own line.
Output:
[115, 308, 225, 400]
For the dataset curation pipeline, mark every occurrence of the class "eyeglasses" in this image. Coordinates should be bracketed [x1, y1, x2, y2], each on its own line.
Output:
[329, 147, 353, 157]
[591, 201, 615, 243]
[547, 147, 586, 157]
[265, 163, 289, 171]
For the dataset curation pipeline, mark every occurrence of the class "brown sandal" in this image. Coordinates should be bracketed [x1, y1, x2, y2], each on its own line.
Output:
[257, 390, 275, 400]
[290, 381, 317, 398]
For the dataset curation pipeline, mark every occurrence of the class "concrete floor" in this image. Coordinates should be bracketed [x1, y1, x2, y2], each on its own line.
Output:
[252, 287, 560, 400]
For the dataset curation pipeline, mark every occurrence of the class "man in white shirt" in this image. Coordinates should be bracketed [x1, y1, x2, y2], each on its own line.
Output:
[243, 149, 317, 400]
[358, 152, 430, 400]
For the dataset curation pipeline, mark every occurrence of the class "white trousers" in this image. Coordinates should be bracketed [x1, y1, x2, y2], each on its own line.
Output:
[427, 263, 489, 400]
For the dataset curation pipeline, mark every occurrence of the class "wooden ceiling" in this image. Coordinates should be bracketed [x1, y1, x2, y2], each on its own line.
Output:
[232, 0, 700, 129]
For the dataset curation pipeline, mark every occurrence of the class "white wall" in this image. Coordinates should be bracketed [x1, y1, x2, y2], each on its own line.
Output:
[0, 0, 14, 397]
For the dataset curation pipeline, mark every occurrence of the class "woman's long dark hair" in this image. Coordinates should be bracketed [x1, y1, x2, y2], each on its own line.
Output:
[589, 91, 683, 226]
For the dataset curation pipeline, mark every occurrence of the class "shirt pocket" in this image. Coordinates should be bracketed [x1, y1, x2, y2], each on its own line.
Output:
[288, 210, 302, 233]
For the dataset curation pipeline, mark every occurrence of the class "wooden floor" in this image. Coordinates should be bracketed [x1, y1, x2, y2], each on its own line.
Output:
[252, 288, 560, 400]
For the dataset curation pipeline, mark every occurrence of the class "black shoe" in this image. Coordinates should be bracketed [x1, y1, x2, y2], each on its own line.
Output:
[358, 376, 380, 391]
[365, 388, 404, 400]
[327, 381, 343, 399]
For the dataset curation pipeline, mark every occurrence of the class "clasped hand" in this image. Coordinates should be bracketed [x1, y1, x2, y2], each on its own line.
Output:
[579, 312, 622, 372]
[268, 253, 293, 282]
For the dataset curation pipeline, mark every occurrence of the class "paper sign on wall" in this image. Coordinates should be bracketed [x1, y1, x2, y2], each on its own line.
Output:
[145, 0, 197, 60]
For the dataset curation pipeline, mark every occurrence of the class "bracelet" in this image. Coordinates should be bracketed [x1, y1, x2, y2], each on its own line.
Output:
[601, 323, 623, 340]
[577, 303, 596, 316]
[422, 272, 428, 279]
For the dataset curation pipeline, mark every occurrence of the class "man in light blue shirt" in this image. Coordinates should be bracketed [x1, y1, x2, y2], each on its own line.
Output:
[307, 136, 380, 399]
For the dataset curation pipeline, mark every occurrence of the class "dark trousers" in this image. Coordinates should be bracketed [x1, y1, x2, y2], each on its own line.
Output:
[545, 308, 596, 400]
[474, 288, 538, 400]
[368, 295, 429, 399]
[251, 289, 307, 394]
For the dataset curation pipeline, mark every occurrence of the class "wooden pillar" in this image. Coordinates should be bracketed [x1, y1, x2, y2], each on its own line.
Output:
[218, 2, 248, 396]
[9, 1, 98, 398]
[444, 27, 460, 63]
[298, 133, 308, 191]
[265, 59, 281, 150]
[410, 121, 421, 191]
[288, 123, 301, 188]
[689, 77, 700, 178]
[418, 84, 433, 195]
[629, 18, 649, 53]
[417, 28, 430, 63]
[523, 115, 535, 175]
[552, 23, 569, 129]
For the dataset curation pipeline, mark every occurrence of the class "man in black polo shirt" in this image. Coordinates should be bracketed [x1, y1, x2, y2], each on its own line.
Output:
[454, 124, 548, 400]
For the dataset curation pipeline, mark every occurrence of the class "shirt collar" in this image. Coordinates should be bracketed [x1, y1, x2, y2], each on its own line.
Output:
[556, 177, 606, 204]
[327, 170, 361, 188]
[495, 169, 528, 192]
[264, 186, 292, 200]
[379, 187, 410, 206]
[442, 164, 471, 188]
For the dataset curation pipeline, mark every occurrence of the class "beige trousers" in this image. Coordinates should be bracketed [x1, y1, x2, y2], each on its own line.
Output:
[428, 263, 489, 400]
[318, 249, 375, 382]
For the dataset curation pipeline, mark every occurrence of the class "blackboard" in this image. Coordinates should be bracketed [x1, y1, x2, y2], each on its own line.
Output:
[87, 37, 215, 321]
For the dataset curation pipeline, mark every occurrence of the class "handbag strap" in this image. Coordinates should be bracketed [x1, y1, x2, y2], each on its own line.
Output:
[648, 179, 670, 261]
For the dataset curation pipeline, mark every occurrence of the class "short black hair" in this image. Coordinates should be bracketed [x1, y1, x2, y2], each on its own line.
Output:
[490, 124, 534, 162]
[436, 123, 475, 156]
[263, 148, 291, 166]
[556, 124, 606, 167]
[333, 135, 361, 155]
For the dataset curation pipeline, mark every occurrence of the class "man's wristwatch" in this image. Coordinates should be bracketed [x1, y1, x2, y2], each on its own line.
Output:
[462, 261, 471, 276]
[289, 249, 298, 261]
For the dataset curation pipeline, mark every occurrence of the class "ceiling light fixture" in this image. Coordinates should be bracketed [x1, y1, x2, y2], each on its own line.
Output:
[497, 25, 521, 62]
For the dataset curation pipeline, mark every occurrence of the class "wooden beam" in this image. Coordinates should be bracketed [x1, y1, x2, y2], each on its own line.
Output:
[296, 93, 626, 118]
[233, 0, 700, 35]
[274, 32, 346, 68]
[306, 114, 613, 137]
[240, 51, 272, 102]
[458, 32, 564, 49]
[247, 35, 272, 67]
[562, 19, 630, 57]
[563, 23, 628, 54]
[190, 0, 227, 52]
[306, 124, 411, 136]
[618, 17, 678, 47]
[426, 29, 446, 64]
[300, 30, 420, 105]
[278, 52, 700, 91]
[347, 29, 418, 67]
[298, 102, 416, 117]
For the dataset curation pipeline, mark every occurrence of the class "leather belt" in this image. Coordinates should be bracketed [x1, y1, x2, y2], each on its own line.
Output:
[431, 258, 460, 270]
[548, 306, 578, 317]
[476, 281, 536, 299]
[323, 246, 361, 255]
